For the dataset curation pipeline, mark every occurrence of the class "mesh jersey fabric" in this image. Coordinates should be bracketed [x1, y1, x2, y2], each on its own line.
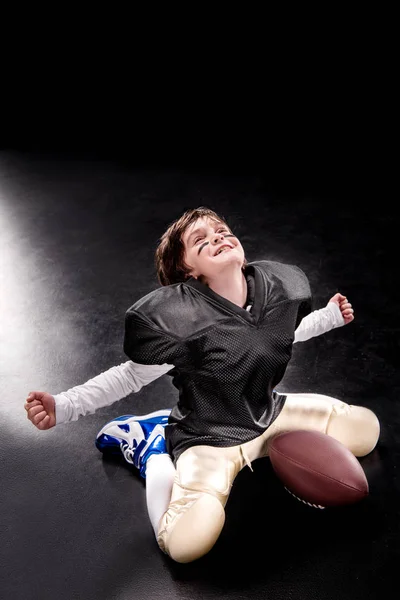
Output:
[124, 260, 312, 461]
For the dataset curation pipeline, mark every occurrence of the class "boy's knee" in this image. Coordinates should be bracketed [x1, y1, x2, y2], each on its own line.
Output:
[158, 493, 225, 563]
[326, 405, 380, 457]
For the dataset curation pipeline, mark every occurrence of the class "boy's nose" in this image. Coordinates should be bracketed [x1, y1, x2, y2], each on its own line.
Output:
[212, 233, 224, 244]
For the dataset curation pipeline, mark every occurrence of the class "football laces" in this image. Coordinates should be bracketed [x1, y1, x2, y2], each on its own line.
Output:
[284, 486, 326, 510]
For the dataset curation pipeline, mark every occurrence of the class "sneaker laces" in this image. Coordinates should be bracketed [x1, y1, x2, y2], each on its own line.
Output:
[120, 442, 135, 465]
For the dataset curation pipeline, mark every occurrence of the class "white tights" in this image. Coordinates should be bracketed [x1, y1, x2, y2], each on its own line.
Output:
[145, 453, 176, 535]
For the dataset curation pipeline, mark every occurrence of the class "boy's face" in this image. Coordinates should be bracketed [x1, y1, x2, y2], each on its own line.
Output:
[182, 217, 245, 281]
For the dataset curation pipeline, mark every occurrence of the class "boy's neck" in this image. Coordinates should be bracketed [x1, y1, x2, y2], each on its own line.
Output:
[199, 267, 248, 308]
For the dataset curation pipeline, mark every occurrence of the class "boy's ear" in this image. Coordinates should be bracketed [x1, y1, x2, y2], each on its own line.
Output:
[185, 270, 196, 280]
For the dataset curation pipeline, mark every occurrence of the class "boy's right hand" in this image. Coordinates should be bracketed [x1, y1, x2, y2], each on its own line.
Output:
[24, 391, 56, 430]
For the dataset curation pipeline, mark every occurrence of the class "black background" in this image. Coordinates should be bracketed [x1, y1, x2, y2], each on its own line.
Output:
[1, 25, 398, 600]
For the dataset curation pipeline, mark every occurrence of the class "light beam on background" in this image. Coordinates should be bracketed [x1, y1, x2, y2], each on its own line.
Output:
[0, 187, 85, 430]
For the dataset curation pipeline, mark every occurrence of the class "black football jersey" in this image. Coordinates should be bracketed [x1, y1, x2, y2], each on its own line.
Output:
[124, 261, 312, 461]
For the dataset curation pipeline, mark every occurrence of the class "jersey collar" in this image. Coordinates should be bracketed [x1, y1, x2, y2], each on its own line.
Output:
[183, 263, 264, 323]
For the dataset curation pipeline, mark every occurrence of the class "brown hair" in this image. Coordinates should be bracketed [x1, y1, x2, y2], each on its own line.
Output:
[155, 206, 247, 286]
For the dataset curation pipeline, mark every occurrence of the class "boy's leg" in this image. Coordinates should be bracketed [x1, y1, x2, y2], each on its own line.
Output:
[146, 453, 176, 535]
[95, 410, 236, 563]
[260, 392, 380, 458]
[157, 444, 246, 563]
[95, 409, 175, 535]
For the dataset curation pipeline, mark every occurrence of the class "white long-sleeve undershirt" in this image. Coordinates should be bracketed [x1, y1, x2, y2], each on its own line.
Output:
[54, 302, 344, 425]
[293, 301, 343, 342]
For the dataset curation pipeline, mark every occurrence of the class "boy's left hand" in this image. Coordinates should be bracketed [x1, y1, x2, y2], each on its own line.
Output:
[328, 293, 354, 325]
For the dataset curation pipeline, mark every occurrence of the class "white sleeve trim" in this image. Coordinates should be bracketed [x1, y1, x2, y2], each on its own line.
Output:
[294, 302, 344, 343]
[54, 361, 174, 424]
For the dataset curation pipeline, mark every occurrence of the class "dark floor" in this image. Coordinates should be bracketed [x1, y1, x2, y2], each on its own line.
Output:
[0, 140, 398, 600]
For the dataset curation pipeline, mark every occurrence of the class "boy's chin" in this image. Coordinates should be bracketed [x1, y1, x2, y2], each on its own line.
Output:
[214, 260, 243, 274]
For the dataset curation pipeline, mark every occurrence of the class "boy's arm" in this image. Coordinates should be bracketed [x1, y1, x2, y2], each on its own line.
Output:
[26, 361, 174, 428]
[294, 293, 354, 343]
[55, 361, 174, 423]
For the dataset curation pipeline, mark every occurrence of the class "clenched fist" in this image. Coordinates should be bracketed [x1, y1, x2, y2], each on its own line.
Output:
[24, 391, 56, 430]
[329, 293, 355, 325]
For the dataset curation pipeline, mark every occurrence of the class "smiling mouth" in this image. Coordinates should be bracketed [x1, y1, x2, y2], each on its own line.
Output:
[214, 245, 233, 256]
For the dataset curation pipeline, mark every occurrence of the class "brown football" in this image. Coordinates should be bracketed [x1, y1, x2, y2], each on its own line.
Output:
[268, 430, 369, 508]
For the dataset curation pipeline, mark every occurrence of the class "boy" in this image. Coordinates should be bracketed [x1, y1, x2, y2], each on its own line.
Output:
[25, 207, 380, 563]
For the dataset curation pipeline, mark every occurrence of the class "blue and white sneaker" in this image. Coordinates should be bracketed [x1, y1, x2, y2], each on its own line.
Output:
[95, 409, 171, 478]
